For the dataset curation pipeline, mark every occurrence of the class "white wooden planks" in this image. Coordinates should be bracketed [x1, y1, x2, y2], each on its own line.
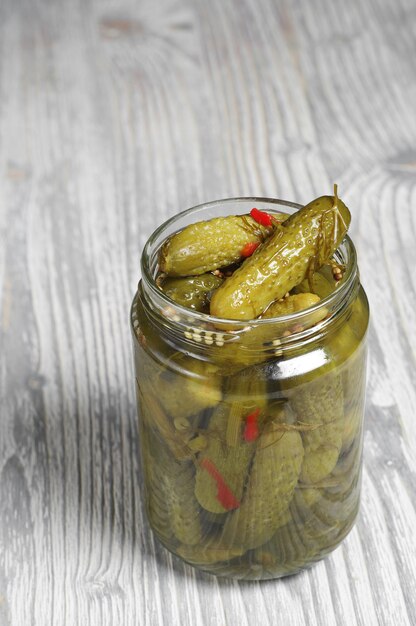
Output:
[0, 0, 415, 624]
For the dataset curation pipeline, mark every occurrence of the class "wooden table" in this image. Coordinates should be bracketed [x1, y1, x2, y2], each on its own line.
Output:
[1, 0, 415, 624]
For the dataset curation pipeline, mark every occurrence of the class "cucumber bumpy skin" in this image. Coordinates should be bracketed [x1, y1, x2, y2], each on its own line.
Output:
[159, 213, 287, 277]
[143, 428, 203, 545]
[291, 372, 344, 484]
[219, 428, 304, 551]
[210, 192, 351, 320]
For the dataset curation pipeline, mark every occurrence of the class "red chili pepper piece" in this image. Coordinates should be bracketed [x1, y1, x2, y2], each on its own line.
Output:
[200, 458, 240, 510]
[243, 407, 261, 442]
[240, 241, 260, 258]
[250, 207, 273, 227]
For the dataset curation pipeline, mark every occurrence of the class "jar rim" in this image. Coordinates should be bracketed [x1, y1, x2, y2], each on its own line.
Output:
[138, 197, 358, 333]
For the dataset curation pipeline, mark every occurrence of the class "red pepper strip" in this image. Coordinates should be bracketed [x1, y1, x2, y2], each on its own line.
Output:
[250, 207, 273, 227]
[243, 407, 261, 442]
[240, 241, 260, 258]
[200, 458, 240, 510]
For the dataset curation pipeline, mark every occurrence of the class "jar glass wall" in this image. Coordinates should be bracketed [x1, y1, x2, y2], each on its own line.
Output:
[131, 198, 369, 580]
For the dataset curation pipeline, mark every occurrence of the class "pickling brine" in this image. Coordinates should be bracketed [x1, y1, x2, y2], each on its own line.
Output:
[131, 195, 369, 579]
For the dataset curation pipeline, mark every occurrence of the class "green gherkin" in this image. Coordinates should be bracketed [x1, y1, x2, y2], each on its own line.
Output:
[261, 292, 327, 328]
[160, 273, 223, 312]
[194, 403, 254, 513]
[254, 480, 351, 575]
[262, 293, 321, 318]
[159, 214, 283, 276]
[220, 428, 304, 551]
[194, 373, 267, 513]
[137, 381, 192, 460]
[293, 269, 335, 299]
[143, 428, 203, 545]
[291, 372, 344, 484]
[156, 354, 223, 421]
[210, 191, 350, 320]
[143, 443, 174, 543]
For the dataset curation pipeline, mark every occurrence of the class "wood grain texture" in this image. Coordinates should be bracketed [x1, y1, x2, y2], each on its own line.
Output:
[0, 0, 415, 624]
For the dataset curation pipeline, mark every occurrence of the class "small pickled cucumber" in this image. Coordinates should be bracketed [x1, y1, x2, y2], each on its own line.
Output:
[143, 440, 174, 543]
[159, 214, 283, 276]
[254, 520, 318, 574]
[167, 463, 203, 545]
[160, 273, 223, 312]
[293, 268, 335, 299]
[136, 354, 223, 459]
[194, 404, 254, 513]
[262, 293, 321, 318]
[142, 428, 203, 545]
[300, 468, 360, 542]
[255, 505, 346, 574]
[195, 373, 267, 513]
[210, 191, 350, 320]
[291, 372, 344, 483]
[157, 354, 222, 421]
[220, 428, 304, 550]
[137, 382, 192, 460]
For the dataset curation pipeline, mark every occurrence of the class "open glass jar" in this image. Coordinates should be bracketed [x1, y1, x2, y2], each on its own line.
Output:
[131, 198, 369, 580]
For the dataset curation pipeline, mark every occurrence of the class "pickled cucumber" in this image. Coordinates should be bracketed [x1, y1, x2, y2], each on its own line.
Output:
[210, 191, 350, 320]
[159, 213, 284, 276]
[220, 428, 304, 550]
[262, 293, 321, 318]
[156, 354, 223, 421]
[293, 269, 335, 299]
[142, 428, 203, 545]
[195, 373, 267, 513]
[137, 382, 193, 460]
[291, 372, 344, 483]
[160, 273, 223, 312]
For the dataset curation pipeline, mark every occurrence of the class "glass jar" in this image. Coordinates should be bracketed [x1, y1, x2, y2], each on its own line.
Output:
[131, 198, 369, 580]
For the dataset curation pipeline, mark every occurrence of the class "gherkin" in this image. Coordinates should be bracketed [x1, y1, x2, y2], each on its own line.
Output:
[291, 372, 344, 483]
[262, 293, 321, 318]
[194, 403, 254, 513]
[220, 428, 304, 550]
[210, 191, 350, 320]
[160, 273, 223, 312]
[137, 382, 192, 460]
[194, 372, 267, 513]
[159, 214, 281, 276]
[156, 354, 223, 421]
[293, 269, 335, 299]
[142, 428, 203, 545]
